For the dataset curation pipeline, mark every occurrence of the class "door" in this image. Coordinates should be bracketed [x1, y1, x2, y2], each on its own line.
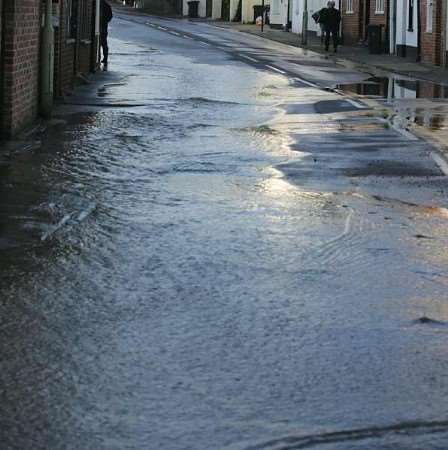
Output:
[362, 0, 370, 41]
[206, 0, 213, 16]
[0, 0, 3, 135]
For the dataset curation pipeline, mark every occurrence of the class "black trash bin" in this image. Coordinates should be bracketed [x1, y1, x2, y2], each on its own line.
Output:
[187, 1, 199, 18]
[367, 24, 383, 54]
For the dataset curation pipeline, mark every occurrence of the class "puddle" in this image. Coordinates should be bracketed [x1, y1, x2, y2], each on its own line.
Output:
[337, 76, 448, 100]
[337, 76, 448, 131]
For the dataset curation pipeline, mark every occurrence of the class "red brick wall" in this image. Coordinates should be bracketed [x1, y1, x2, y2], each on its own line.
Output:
[420, 0, 442, 65]
[54, 0, 95, 96]
[342, 0, 361, 44]
[368, 0, 387, 26]
[342, 0, 388, 45]
[1, 0, 41, 137]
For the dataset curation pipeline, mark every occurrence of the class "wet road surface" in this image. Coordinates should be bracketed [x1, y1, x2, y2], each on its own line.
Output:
[2, 12, 448, 450]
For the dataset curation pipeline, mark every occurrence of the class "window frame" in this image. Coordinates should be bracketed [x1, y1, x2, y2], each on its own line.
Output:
[426, 0, 433, 32]
[346, 0, 354, 14]
[375, 0, 385, 14]
[408, 0, 414, 31]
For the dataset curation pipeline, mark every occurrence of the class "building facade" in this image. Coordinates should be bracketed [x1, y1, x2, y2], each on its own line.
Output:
[0, 0, 99, 138]
[341, 0, 389, 45]
[182, 0, 222, 18]
[390, 0, 445, 65]
[0, 0, 42, 137]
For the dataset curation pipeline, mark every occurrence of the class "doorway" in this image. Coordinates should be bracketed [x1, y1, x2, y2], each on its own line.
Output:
[0, 0, 3, 135]
[360, 0, 370, 41]
[206, 0, 213, 16]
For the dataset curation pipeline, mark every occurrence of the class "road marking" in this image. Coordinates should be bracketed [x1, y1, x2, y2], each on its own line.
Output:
[170, 31, 181, 36]
[266, 65, 286, 74]
[183, 34, 192, 39]
[345, 98, 367, 109]
[293, 77, 319, 88]
[158, 26, 167, 30]
[147, 22, 156, 27]
[239, 54, 258, 62]
[431, 152, 448, 176]
[199, 41, 211, 46]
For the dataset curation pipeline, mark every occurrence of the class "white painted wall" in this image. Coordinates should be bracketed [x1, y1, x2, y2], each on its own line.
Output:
[395, 0, 418, 47]
[389, 0, 395, 53]
[242, 0, 257, 22]
[270, 0, 292, 27]
[291, 0, 303, 33]
[212, 0, 222, 18]
[230, 0, 239, 20]
[242, 0, 270, 23]
[183, 0, 207, 17]
[270, 0, 282, 26]
[291, 0, 326, 34]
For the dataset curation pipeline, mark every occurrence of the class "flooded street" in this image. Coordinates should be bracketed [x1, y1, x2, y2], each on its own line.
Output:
[2, 13, 448, 450]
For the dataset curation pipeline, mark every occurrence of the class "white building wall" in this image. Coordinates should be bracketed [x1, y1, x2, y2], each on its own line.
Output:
[281, 0, 289, 26]
[230, 0, 239, 20]
[212, 0, 222, 18]
[291, 0, 326, 35]
[183, 0, 207, 17]
[270, 0, 282, 26]
[395, 0, 418, 47]
[291, 0, 303, 33]
[270, 0, 290, 27]
[242, 0, 270, 23]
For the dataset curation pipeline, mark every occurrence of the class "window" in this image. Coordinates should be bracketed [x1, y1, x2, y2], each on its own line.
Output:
[375, 0, 384, 13]
[346, 0, 353, 13]
[408, 0, 414, 31]
[427, 0, 433, 32]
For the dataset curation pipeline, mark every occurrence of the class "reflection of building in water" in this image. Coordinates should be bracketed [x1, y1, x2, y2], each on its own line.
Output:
[338, 77, 448, 100]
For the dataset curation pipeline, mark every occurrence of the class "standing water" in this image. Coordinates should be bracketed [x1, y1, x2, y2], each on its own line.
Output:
[2, 17, 448, 450]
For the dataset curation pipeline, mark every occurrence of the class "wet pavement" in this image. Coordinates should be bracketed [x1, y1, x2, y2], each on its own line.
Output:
[2, 12, 448, 450]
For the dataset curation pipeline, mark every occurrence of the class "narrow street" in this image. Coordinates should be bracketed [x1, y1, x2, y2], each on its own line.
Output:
[2, 10, 448, 450]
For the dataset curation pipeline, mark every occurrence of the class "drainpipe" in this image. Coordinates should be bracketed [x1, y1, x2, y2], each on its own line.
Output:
[95, 0, 101, 68]
[441, 0, 447, 66]
[40, 0, 54, 118]
[301, 0, 308, 44]
[416, 0, 421, 61]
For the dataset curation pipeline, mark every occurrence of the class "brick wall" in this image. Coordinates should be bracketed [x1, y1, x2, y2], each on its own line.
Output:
[1, 0, 41, 137]
[342, 0, 388, 46]
[0, 0, 97, 137]
[420, 0, 442, 65]
[342, 0, 361, 44]
[368, 0, 387, 26]
[55, 0, 96, 96]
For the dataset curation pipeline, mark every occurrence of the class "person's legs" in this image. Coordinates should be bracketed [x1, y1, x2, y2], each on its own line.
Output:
[332, 29, 338, 52]
[100, 33, 109, 64]
[324, 28, 330, 51]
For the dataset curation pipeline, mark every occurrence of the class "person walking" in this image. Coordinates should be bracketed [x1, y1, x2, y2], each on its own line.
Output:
[317, 1, 341, 53]
[100, 0, 113, 67]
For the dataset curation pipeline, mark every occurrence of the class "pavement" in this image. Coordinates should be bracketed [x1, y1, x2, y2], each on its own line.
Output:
[210, 21, 448, 86]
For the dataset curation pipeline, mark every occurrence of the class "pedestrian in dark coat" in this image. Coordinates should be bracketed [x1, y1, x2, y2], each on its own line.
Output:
[317, 1, 341, 53]
[100, 0, 113, 66]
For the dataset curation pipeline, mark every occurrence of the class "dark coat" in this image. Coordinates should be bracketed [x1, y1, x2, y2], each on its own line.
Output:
[100, 0, 113, 35]
[317, 7, 341, 30]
